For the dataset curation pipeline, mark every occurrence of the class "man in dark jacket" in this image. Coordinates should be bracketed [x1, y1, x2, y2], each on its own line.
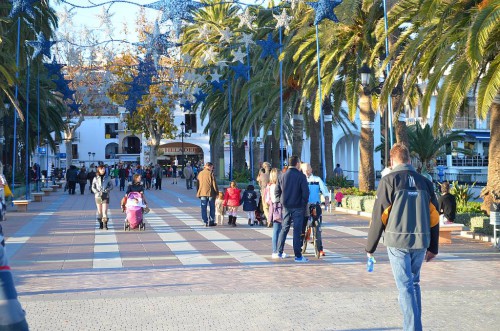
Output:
[275, 155, 309, 262]
[66, 165, 79, 195]
[366, 143, 439, 331]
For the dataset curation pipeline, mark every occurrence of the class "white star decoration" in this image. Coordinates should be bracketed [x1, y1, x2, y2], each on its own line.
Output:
[219, 27, 233, 44]
[182, 54, 192, 64]
[274, 8, 293, 30]
[198, 24, 212, 40]
[288, 0, 302, 10]
[96, 7, 114, 28]
[231, 47, 246, 63]
[203, 47, 219, 63]
[211, 71, 222, 82]
[238, 7, 256, 30]
[216, 60, 228, 70]
[239, 33, 256, 48]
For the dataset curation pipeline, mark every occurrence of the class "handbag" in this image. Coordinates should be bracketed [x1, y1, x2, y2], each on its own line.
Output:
[272, 202, 282, 221]
[100, 191, 109, 200]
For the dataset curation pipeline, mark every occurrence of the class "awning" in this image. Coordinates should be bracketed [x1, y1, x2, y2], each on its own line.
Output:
[464, 131, 490, 141]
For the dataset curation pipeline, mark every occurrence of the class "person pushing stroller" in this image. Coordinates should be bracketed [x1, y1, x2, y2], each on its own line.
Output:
[121, 174, 149, 230]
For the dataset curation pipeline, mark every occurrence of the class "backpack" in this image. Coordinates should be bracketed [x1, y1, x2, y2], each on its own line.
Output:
[264, 184, 273, 206]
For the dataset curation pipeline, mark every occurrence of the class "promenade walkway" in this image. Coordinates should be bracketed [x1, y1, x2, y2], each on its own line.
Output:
[2, 180, 499, 330]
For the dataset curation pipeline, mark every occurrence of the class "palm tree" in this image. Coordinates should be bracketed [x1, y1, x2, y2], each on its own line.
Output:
[284, 0, 385, 191]
[379, 0, 500, 213]
[407, 124, 466, 172]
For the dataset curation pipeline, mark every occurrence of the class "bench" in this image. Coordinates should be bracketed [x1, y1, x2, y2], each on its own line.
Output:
[12, 200, 29, 212]
[50, 185, 59, 192]
[41, 188, 53, 196]
[439, 223, 464, 244]
[31, 192, 44, 202]
[55, 182, 64, 188]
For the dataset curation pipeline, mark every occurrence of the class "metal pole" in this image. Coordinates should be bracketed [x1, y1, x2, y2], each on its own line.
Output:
[279, 27, 284, 169]
[228, 77, 233, 181]
[246, 46, 254, 182]
[315, 25, 327, 181]
[12, 17, 21, 194]
[181, 129, 184, 167]
[25, 61, 31, 199]
[382, 0, 394, 148]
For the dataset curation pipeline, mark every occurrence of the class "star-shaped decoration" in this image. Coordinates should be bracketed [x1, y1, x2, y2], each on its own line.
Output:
[57, 6, 74, 26]
[273, 8, 293, 30]
[180, 99, 193, 111]
[216, 61, 228, 70]
[238, 7, 256, 30]
[193, 90, 208, 103]
[9, 0, 37, 19]
[67, 101, 80, 115]
[231, 62, 250, 81]
[198, 24, 212, 40]
[194, 73, 207, 85]
[171, 84, 182, 95]
[44, 58, 65, 77]
[219, 27, 233, 44]
[306, 0, 343, 25]
[145, 0, 207, 24]
[211, 80, 226, 93]
[288, 0, 302, 10]
[96, 6, 114, 28]
[210, 71, 222, 82]
[231, 47, 246, 63]
[239, 33, 256, 48]
[26, 32, 56, 59]
[182, 54, 192, 63]
[202, 47, 219, 64]
[257, 33, 282, 59]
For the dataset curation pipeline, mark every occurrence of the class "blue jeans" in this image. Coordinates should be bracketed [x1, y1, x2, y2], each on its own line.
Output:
[272, 221, 282, 254]
[200, 196, 215, 224]
[387, 247, 427, 331]
[278, 207, 305, 258]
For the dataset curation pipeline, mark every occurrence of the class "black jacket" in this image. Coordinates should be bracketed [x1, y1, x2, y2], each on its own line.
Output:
[366, 164, 440, 255]
[438, 193, 457, 222]
[275, 167, 309, 209]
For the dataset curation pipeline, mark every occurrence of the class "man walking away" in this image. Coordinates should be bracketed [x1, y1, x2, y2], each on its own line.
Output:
[366, 143, 439, 331]
[333, 163, 343, 178]
[153, 164, 162, 190]
[183, 162, 194, 189]
[275, 156, 309, 262]
[196, 162, 218, 226]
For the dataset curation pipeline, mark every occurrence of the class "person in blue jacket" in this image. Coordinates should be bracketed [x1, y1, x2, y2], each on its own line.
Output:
[241, 184, 258, 226]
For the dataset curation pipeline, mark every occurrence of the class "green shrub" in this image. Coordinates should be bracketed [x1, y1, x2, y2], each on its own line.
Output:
[457, 202, 482, 214]
[450, 181, 478, 209]
[470, 216, 494, 236]
[349, 196, 363, 211]
[362, 197, 376, 212]
[454, 213, 483, 227]
[340, 187, 376, 196]
[326, 176, 353, 188]
[342, 196, 350, 208]
[231, 168, 251, 183]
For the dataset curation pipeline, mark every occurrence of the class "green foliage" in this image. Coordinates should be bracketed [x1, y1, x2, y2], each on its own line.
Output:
[470, 216, 493, 236]
[341, 195, 376, 212]
[326, 175, 352, 188]
[457, 202, 482, 214]
[340, 187, 376, 196]
[450, 181, 478, 209]
[231, 168, 251, 184]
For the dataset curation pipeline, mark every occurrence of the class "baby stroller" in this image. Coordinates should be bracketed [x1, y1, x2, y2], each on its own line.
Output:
[124, 191, 146, 231]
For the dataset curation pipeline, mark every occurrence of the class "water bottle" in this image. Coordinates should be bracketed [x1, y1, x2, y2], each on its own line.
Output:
[366, 256, 375, 272]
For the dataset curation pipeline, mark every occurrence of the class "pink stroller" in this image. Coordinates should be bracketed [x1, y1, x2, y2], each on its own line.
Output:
[124, 191, 146, 231]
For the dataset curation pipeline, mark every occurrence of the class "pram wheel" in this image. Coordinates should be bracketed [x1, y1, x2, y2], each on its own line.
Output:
[140, 223, 146, 231]
[124, 220, 129, 231]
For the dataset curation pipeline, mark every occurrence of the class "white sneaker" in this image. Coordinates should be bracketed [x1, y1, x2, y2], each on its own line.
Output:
[279, 253, 289, 259]
[294, 256, 309, 263]
[271, 253, 280, 259]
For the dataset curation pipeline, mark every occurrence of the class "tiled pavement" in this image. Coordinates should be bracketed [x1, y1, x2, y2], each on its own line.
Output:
[2, 180, 499, 330]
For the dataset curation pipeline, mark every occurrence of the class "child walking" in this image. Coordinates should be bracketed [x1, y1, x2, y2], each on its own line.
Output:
[215, 191, 225, 225]
[241, 184, 258, 226]
[334, 188, 344, 207]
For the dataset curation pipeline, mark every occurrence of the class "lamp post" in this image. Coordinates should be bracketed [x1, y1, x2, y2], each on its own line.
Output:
[178, 122, 191, 166]
[88, 152, 91, 167]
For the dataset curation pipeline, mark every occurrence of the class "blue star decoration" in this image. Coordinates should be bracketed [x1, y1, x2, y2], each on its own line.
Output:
[193, 90, 208, 103]
[180, 100, 193, 111]
[211, 80, 226, 93]
[306, 0, 343, 25]
[9, 0, 37, 19]
[230, 62, 250, 81]
[44, 58, 65, 77]
[145, 0, 207, 24]
[256, 33, 282, 59]
[67, 101, 80, 115]
[26, 32, 56, 59]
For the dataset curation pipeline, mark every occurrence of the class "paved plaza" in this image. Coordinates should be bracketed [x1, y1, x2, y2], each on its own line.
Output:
[3, 181, 499, 330]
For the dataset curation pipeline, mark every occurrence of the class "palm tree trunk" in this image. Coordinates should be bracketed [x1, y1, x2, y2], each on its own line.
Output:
[323, 96, 334, 180]
[292, 103, 304, 157]
[481, 99, 500, 214]
[271, 132, 280, 169]
[358, 94, 375, 192]
[309, 112, 321, 175]
[209, 120, 224, 180]
[233, 141, 246, 174]
[394, 108, 409, 148]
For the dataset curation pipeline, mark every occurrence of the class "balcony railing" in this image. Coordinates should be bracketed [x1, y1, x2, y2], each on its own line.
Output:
[435, 156, 488, 167]
[121, 147, 140, 154]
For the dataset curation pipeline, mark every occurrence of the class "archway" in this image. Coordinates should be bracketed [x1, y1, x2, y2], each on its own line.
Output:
[335, 134, 360, 183]
[157, 142, 204, 167]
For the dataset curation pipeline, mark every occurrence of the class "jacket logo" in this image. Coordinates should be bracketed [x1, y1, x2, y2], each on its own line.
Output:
[408, 175, 416, 188]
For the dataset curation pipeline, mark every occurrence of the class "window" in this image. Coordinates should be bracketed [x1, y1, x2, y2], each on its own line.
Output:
[105, 123, 118, 138]
[184, 114, 197, 133]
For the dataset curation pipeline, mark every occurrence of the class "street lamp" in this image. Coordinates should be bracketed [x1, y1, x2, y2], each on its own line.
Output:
[179, 122, 191, 166]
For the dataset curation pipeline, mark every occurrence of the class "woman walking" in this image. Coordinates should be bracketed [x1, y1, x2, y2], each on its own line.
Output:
[92, 165, 114, 230]
[223, 181, 241, 227]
